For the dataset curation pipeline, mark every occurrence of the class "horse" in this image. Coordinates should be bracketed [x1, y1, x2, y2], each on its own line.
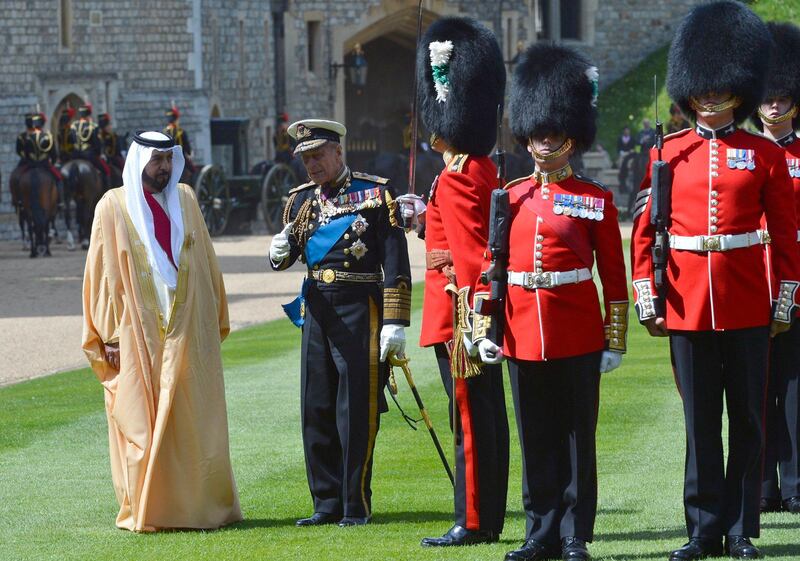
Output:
[62, 159, 103, 249]
[16, 167, 58, 257]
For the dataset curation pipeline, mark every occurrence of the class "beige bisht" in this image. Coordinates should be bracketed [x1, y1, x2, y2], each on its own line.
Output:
[82, 183, 242, 532]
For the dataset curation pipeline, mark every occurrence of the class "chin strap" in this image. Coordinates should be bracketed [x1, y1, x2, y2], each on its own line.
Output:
[759, 105, 799, 126]
[690, 96, 742, 114]
[530, 138, 573, 162]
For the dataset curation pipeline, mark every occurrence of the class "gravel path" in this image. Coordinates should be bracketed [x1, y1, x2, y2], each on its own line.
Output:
[0, 234, 427, 387]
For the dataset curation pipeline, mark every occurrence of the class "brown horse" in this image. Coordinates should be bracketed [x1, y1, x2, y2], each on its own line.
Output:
[62, 159, 103, 249]
[14, 167, 58, 257]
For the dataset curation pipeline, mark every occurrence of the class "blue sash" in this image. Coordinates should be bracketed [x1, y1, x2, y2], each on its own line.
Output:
[304, 214, 356, 267]
[282, 278, 311, 327]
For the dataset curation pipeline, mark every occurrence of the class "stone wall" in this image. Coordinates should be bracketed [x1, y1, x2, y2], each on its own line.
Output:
[0, 0, 706, 238]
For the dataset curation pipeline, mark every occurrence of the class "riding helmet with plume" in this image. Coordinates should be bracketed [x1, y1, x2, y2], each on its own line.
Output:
[667, 0, 771, 124]
[752, 21, 800, 131]
[509, 43, 599, 153]
[416, 17, 505, 156]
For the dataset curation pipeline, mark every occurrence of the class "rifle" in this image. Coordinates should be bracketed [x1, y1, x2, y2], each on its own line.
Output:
[649, 76, 672, 316]
[475, 105, 510, 346]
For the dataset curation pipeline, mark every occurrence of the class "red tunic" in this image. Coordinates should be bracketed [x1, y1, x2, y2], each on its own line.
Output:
[631, 125, 800, 331]
[474, 173, 629, 361]
[764, 133, 800, 316]
[419, 154, 496, 347]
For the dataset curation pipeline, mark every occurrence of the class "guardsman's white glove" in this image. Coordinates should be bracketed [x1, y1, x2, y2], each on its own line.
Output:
[396, 194, 427, 229]
[380, 324, 406, 362]
[478, 339, 504, 364]
[599, 350, 623, 373]
[269, 222, 293, 263]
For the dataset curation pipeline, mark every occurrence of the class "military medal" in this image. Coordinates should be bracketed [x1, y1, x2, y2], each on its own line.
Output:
[788, 159, 800, 178]
[553, 193, 564, 215]
[594, 198, 605, 221]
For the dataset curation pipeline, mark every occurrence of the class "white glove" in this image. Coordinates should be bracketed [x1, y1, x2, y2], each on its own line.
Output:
[478, 339, 504, 364]
[396, 194, 427, 227]
[599, 350, 623, 373]
[462, 332, 479, 357]
[379, 324, 406, 362]
[269, 221, 293, 263]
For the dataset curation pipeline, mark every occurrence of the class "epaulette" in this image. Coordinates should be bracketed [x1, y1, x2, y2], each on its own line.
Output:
[504, 174, 533, 190]
[663, 128, 691, 142]
[288, 180, 316, 194]
[352, 171, 389, 185]
[447, 153, 469, 173]
[574, 174, 608, 192]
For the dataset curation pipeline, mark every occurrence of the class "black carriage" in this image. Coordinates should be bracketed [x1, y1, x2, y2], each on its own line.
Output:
[192, 118, 300, 236]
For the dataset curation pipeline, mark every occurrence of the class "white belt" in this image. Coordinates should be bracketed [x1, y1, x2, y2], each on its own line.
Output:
[507, 268, 592, 290]
[797, 230, 800, 242]
[668, 230, 768, 252]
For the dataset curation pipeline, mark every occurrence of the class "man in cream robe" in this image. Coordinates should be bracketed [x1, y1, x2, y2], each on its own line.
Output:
[82, 131, 241, 532]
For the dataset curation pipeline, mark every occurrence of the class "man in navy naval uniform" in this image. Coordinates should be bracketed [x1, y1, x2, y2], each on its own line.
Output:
[269, 119, 412, 527]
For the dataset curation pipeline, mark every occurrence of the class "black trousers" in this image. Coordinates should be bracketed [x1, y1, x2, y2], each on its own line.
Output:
[434, 343, 509, 533]
[508, 352, 602, 545]
[762, 321, 800, 501]
[300, 282, 387, 518]
[669, 327, 769, 539]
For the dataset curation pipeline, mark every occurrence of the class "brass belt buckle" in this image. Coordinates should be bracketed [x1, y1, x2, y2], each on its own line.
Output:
[703, 236, 721, 251]
[322, 269, 336, 283]
[526, 272, 552, 289]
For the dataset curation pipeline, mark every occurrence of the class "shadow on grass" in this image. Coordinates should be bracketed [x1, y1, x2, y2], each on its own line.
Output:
[596, 526, 685, 542]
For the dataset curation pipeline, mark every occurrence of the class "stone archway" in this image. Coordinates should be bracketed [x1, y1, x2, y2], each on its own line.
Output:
[334, 3, 452, 172]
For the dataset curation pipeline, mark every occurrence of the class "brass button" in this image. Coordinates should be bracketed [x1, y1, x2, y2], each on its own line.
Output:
[344, 248, 350, 255]
[313, 264, 320, 270]
[344, 261, 351, 268]
[344, 233, 350, 240]
[311, 213, 317, 219]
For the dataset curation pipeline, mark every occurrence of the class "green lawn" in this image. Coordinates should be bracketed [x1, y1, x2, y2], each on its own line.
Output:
[1, 281, 799, 561]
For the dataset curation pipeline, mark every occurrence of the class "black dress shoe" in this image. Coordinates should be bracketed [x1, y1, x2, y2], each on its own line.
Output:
[295, 512, 340, 526]
[725, 536, 762, 559]
[783, 496, 800, 514]
[562, 537, 591, 561]
[669, 538, 724, 561]
[420, 525, 499, 547]
[759, 497, 782, 513]
[505, 539, 560, 561]
[338, 516, 370, 527]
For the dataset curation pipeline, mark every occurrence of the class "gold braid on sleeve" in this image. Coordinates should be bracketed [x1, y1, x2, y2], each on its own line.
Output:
[383, 279, 411, 323]
[605, 302, 629, 353]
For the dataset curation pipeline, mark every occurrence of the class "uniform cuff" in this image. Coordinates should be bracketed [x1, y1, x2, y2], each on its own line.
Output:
[383, 280, 411, 325]
[471, 292, 492, 343]
[773, 280, 799, 323]
[633, 278, 658, 322]
[605, 301, 629, 353]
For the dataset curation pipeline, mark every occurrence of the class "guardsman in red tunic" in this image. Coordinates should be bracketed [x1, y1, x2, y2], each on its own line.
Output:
[472, 44, 628, 561]
[631, 3, 800, 559]
[754, 21, 800, 517]
[414, 17, 510, 547]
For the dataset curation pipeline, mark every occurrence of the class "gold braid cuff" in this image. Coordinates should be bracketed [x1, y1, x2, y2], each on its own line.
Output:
[445, 284, 483, 379]
[605, 302, 629, 353]
[758, 106, 799, 126]
[471, 292, 492, 343]
[383, 281, 411, 323]
[690, 96, 742, 114]
[530, 138, 573, 162]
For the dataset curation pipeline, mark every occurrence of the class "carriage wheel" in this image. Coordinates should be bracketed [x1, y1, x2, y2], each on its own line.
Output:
[194, 165, 231, 236]
[261, 163, 298, 234]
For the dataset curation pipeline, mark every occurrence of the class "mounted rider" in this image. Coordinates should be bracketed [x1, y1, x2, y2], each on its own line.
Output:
[98, 112, 125, 171]
[57, 106, 76, 164]
[68, 103, 111, 190]
[14, 112, 65, 207]
[163, 105, 197, 176]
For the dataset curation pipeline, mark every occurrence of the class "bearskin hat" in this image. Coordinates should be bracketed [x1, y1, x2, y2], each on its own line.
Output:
[509, 43, 598, 153]
[667, 1, 770, 125]
[753, 21, 800, 131]
[99, 113, 111, 128]
[417, 17, 505, 156]
[166, 106, 180, 121]
[78, 103, 93, 118]
[24, 113, 34, 128]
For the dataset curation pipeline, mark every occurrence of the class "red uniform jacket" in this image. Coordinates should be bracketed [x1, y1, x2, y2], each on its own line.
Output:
[765, 132, 800, 317]
[420, 154, 496, 347]
[474, 173, 629, 361]
[631, 125, 800, 331]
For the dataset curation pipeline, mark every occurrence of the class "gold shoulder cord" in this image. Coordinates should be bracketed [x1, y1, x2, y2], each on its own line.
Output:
[384, 190, 399, 228]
